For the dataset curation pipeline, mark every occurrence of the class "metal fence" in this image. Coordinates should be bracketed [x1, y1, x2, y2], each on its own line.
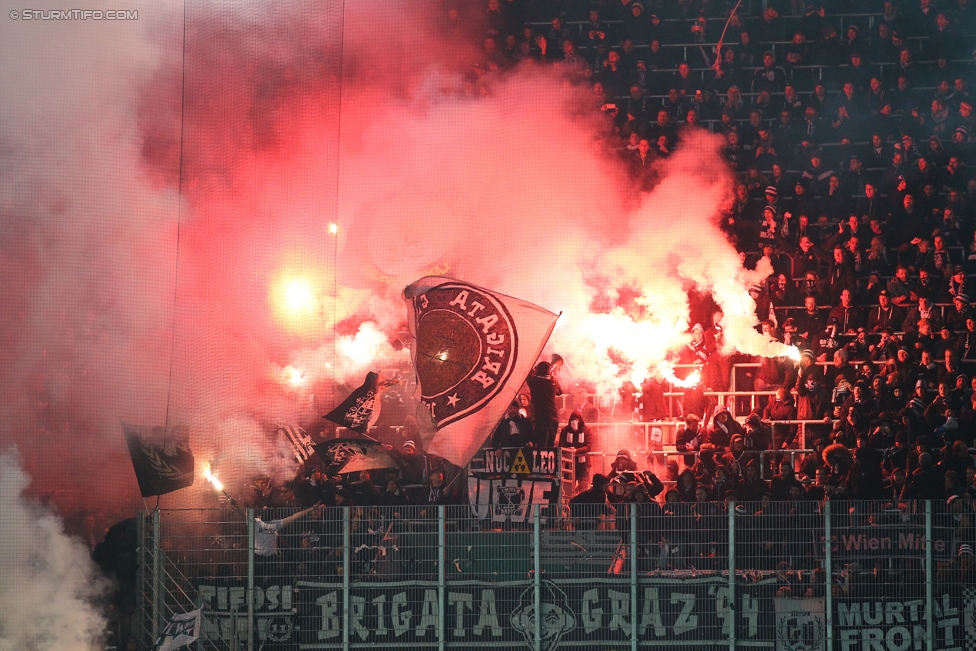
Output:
[137, 500, 975, 651]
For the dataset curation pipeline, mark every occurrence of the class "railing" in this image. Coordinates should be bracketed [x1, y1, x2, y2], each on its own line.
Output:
[584, 448, 815, 481]
[138, 501, 968, 651]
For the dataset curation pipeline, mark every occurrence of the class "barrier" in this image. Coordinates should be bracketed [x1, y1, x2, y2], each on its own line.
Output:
[136, 500, 968, 651]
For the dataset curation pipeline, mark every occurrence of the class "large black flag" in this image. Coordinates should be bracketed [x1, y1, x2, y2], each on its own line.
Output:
[123, 423, 194, 498]
[312, 438, 400, 475]
[322, 372, 379, 434]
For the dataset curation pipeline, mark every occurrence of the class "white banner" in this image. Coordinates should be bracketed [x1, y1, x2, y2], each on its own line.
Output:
[467, 476, 554, 522]
[153, 608, 202, 651]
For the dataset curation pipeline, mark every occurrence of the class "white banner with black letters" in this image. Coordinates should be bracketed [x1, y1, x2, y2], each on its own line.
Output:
[153, 608, 201, 651]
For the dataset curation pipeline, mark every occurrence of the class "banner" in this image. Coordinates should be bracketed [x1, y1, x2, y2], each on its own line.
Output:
[293, 576, 777, 650]
[467, 476, 557, 522]
[835, 593, 962, 651]
[196, 582, 300, 649]
[824, 525, 955, 561]
[776, 597, 826, 651]
[477, 447, 562, 477]
[123, 422, 194, 497]
[403, 277, 558, 468]
[191, 574, 972, 651]
[153, 608, 201, 651]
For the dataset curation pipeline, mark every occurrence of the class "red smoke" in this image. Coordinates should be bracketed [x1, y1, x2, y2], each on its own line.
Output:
[1, 0, 781, 517]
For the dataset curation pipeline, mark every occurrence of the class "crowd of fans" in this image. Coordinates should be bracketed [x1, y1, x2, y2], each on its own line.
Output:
[96, 2, 976, 611]
[237, 0, 976, 541]
[446, 0, 976, 575]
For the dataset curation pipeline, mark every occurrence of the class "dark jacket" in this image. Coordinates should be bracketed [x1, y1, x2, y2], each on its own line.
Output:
[705, 406, 745, 450]
[491, 413, 534, 448]
[556, 410, 592, 465]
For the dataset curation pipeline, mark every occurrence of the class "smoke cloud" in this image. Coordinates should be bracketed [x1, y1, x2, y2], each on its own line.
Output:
[0, 0, 787, 512]
[0, 449, 107, 651]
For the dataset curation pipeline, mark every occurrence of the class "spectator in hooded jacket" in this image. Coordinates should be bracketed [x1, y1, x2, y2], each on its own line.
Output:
[607, 449, 639, 480]
[705, 405, 745, 450]
[556, 410, 593, 495]
[764, 387, 797, 449]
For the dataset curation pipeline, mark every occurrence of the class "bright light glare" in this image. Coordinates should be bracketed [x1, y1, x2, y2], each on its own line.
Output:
[658, 363, 702, 388]
[328, 223, 338, 235]
[203, 463, 224, 491]
[284, 365, 304, 387]
[283, 278, 315, 312]
[270, 268, 327, 336]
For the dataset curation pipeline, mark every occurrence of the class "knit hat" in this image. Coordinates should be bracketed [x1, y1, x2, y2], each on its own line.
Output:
[402, 440, 417, 452]
[765, 185, 778, 196]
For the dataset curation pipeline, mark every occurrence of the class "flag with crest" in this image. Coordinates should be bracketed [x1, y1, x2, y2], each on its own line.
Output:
[123, 423, 194, 498]
[323, 371, 380, 434]
[403, 276, 558, 467]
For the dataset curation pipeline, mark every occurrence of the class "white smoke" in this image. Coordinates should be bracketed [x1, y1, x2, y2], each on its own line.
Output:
[0, 449, 106, 651]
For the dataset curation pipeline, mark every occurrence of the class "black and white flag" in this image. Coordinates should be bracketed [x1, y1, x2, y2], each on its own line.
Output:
[152, 608, 201, 651]
[323, 372, 380, 434]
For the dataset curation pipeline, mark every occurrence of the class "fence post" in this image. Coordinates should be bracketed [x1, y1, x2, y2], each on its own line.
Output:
[439, 506, 446, 651]
[925, 500, 934, 651]
[247, 509, 255, 651]
[152, 509, 162, 645]
[825, 500, 833, 651]
[534, 504, 542, 651]
[136, 513, 145, 648]
[728, 502, 736, 651]
[342, 507, 350, 651]
[631, 504, 638, 651]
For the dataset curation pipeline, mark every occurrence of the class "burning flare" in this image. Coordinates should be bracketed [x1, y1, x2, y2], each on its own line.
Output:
[658, 363, 702, 388]
[203, 463, 223, 491]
